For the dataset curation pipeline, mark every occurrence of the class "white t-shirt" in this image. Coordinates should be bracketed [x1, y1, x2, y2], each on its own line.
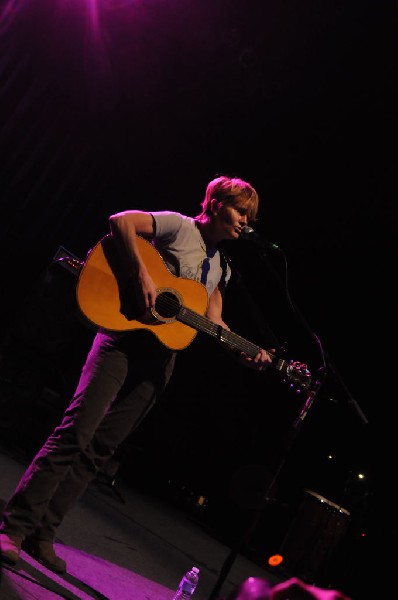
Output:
[151, 211, 231, 297]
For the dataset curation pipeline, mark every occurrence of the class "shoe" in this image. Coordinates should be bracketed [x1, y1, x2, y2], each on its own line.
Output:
[22, 537, 67, 574]
[0, 532, 23, 565]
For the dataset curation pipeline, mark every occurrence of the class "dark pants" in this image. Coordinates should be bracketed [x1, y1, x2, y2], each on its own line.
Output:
[0, 329, 176, 541]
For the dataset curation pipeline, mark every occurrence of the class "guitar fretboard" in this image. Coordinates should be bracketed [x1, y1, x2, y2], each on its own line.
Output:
[178, 306, 262, 357]
[176, 305, 310, 388]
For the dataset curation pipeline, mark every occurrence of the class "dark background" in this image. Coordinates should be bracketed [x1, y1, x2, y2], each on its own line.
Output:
[0, 0, 393, 596]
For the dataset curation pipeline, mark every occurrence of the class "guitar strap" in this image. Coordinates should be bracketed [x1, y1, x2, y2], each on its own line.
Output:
[218, 248, 229, 298]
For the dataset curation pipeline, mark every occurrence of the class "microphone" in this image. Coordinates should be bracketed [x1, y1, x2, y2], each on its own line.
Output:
[240, 226, 281, 251]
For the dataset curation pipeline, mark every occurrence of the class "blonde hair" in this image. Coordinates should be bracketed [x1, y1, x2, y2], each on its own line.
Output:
[197, 175, 259, 222]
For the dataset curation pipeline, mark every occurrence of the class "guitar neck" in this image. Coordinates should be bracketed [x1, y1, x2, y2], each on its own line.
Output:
[178, 306, 261, 356]
[177, 306, 302, 381]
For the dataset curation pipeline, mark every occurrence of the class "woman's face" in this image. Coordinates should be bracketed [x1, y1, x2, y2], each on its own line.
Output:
[214, 200, 251, 241]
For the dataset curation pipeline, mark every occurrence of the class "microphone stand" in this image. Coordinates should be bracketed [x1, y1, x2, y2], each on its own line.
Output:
[237, 241, 368, 426]
[208, 243, 368, 600]
[207, 371, 325, 600]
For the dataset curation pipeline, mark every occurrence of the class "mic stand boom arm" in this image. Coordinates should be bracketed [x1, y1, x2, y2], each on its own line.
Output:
[247, 243, 368, 425]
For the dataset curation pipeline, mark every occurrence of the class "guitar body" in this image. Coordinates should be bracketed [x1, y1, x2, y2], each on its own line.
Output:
[76, 234, 209, 350]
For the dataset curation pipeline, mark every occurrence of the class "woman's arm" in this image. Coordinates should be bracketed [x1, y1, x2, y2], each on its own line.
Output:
[109, 210, 157, 312]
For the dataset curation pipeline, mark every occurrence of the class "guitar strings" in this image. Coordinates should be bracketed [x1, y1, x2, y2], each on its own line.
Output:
[156, 293, 268, 358]
[156, 294, 311, 388]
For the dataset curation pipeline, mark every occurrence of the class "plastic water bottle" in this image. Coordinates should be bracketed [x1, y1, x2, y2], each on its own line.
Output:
[172, 566, 200, 599]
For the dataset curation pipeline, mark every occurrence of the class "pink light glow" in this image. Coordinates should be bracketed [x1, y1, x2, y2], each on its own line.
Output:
[0, 0, 22, 34]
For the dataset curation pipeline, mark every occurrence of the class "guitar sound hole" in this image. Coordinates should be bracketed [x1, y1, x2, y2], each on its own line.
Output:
[155, 291, 181, 319]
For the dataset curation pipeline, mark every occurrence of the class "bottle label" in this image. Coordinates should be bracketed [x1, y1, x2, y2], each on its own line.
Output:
[181, 581, 195, 593]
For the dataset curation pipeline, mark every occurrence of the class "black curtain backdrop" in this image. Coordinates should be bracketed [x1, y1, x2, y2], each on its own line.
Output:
[0, 1, 393, 593]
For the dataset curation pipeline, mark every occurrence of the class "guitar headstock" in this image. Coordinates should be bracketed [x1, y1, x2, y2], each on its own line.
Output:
[286, 360, 312, 391]
[274, 357, 312, 391]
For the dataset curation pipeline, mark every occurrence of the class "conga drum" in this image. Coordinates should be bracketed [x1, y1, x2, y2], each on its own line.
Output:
[281, 489, 350, 581]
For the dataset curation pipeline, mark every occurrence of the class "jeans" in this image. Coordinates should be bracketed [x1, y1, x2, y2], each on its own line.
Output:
[0, 329, 176, 540]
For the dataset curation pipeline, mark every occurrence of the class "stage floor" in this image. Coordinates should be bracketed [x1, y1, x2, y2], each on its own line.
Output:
[0, 448, 284, 600]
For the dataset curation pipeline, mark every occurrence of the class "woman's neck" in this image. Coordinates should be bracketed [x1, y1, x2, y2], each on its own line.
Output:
[195, 217, 218, 249]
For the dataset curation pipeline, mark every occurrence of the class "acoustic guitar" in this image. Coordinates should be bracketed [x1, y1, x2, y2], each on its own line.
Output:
[76, 234, 312, 390]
